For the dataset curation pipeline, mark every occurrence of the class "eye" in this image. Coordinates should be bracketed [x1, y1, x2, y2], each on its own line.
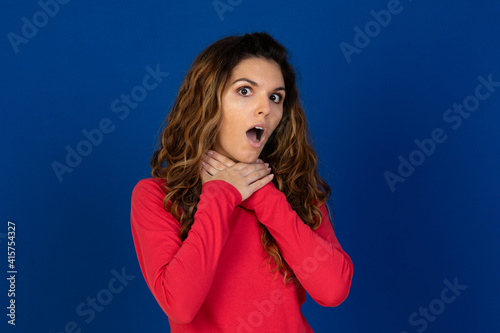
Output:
[237, 86, 252, 96]
[270, 93, 283, 104]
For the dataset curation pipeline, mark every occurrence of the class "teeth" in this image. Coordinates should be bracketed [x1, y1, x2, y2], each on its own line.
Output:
[254, 127, 263, 141]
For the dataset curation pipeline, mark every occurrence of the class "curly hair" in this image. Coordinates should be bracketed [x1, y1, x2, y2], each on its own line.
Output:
[150, 32, 332, 285]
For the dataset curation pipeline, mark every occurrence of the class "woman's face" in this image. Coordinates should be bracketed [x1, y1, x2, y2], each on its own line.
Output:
[214, 57, 285, 163]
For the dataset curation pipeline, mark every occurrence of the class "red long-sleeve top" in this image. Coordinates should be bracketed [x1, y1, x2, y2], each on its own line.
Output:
[130, 178, 353, 332]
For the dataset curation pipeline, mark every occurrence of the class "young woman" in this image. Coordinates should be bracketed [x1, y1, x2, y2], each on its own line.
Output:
[130, 32, 353, 332]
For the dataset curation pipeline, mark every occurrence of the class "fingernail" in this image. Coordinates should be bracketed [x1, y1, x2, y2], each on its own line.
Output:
[208, 151, 213, 155]
[264, 163, 269, 167]
[268, 174, 274, 179]
[202, 161, 206, 166]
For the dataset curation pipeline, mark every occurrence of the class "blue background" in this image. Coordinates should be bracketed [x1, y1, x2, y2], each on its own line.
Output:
[2, 0, 499, 332]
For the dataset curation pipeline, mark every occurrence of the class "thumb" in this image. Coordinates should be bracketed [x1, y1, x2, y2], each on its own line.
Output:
[199, 162, 211, 184]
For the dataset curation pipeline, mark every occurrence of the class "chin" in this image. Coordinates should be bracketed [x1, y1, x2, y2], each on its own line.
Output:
[233, 150, 262, 164]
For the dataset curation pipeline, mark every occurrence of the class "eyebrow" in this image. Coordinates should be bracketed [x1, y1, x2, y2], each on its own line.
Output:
[232, 78, 285, 92]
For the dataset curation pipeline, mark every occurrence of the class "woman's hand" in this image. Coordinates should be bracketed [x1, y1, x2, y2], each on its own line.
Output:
[200, 150, 273, 201]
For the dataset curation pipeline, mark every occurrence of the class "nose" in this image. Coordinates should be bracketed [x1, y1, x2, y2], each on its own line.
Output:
[254, 94, 271, 117]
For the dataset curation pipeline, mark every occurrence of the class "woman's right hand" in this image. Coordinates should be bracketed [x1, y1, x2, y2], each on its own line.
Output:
[200, 150, 273, 201]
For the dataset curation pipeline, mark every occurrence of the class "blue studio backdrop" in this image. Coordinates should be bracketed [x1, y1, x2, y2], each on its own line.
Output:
[2, 0, 499, 332]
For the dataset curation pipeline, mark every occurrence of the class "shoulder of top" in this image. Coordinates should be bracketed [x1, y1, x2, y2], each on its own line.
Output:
[133, 177, 167, 194]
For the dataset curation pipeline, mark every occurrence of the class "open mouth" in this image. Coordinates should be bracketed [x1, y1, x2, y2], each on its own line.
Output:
[246, 126, 264, 143]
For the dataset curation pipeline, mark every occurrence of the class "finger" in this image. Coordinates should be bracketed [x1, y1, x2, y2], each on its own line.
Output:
[250, 159, 269, 169]
[200, 170, 209, 183]
[248, 173, 274, 191]
[202, 154, 226, 171]
[241, 162, 270, 177]
[245, 167, 271, 184]
[208, 150, 236, 168]
[201, 161, 218, 176]
[204, 153, 233, 171]
[199, 164, 212, 184]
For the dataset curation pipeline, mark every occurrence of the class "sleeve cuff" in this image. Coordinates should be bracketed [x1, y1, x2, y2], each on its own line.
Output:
[201, 180, 243, 207]
[239, 180, 278, 211]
